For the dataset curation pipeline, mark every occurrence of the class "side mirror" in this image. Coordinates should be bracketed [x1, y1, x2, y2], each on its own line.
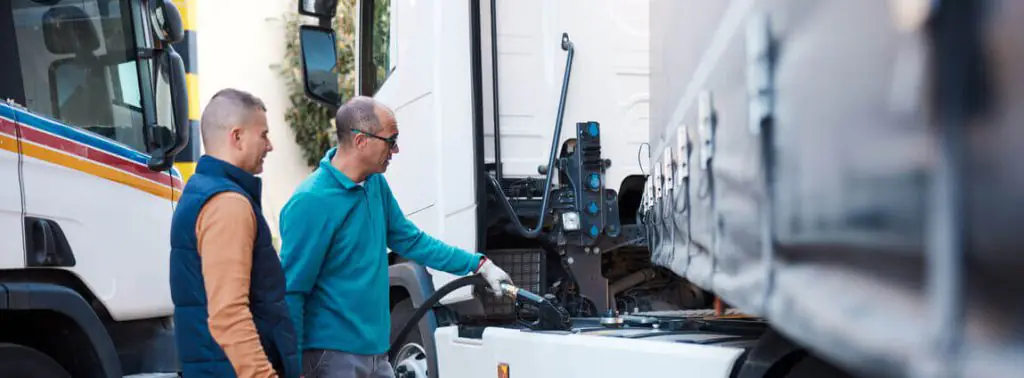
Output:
[299, 0, 337, 18]
[149, 0, 184, 44]
[147, 47, 189, 172]
[299, 25, 341, 109]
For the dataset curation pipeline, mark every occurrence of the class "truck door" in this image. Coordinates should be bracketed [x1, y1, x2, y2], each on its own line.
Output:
[357, 0, 480, 300]
[0, 103, 24, 270]
[5, 0, 181, 320]
[1, 1, 26, 269]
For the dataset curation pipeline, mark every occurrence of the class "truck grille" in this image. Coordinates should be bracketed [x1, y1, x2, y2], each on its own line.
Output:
[480, 248, 545, 316]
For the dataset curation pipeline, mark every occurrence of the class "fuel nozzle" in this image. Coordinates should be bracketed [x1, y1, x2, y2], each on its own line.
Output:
[499, 282, 518, 297]
[498, 282, 572, 331]
[499, 282, 537, 301]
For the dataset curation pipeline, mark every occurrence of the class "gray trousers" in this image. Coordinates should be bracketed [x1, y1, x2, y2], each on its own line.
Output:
[302, 349, 394, 378]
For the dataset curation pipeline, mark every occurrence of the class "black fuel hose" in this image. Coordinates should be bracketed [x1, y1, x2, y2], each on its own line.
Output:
[388, 275, 488, 356]
[387, 274, 575, 358]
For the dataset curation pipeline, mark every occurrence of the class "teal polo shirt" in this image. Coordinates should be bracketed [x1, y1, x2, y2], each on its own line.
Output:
[279, 147, 483, 355]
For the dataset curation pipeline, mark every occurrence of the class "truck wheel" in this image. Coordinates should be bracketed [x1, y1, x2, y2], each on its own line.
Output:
[390, 298, 429, 378]
[0, 343, 72, 378]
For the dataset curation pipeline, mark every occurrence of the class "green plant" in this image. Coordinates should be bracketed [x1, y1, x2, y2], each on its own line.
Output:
[279, 0, 357, 167]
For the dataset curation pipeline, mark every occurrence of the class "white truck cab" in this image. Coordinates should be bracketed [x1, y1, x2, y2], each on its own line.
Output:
[296, 0, 716, 376]
[1, 0, 190, 376]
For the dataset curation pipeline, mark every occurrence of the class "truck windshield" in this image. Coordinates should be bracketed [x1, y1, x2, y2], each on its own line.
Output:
[0, 0, 167, 154]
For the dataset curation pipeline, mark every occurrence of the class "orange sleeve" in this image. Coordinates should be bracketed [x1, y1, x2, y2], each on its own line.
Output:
[196, 192, 278, 378]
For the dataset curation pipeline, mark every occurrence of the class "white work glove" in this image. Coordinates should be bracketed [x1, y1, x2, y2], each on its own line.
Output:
[476, 256, 512, 298]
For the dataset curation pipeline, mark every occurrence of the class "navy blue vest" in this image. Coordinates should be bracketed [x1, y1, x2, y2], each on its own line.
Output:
[169, 156, 300, 378]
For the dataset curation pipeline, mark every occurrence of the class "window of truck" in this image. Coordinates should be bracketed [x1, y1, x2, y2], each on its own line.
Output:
[359, 0, 394, 95]
[0, 0, 169, 154]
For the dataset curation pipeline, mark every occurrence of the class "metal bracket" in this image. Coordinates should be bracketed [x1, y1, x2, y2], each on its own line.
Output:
[642, 177, 654, 216]
[676, 125, 689, 185]
[653, 160, 663, 200]
[662, 147, 674, 192]
[698, 91, 715, 170]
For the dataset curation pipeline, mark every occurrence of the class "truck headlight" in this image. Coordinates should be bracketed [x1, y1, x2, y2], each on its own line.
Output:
[562, 211, 580, 231]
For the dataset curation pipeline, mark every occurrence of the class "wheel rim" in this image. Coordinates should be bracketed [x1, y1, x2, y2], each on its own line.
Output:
[392, 342, 429, 378]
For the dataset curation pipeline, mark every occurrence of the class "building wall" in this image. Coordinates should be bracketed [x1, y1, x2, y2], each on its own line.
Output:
[196, 0, 313, 241]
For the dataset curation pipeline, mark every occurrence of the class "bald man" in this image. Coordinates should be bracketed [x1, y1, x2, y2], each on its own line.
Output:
[279, 96, 512, 378]
[169, 88, 300, 378]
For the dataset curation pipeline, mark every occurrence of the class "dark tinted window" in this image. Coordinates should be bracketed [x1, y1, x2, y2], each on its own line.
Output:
[1, 0, 147, 151]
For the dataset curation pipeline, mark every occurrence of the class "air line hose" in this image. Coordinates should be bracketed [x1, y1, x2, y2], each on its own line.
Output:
[387, 275, 489, 356]
[388, 273, 573, 358]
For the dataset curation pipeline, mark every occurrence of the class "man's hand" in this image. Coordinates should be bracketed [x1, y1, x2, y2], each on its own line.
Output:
[476, 257, 512, 297]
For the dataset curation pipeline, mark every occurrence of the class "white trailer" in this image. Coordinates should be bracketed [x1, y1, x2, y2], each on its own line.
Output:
[296, 0, 1024, 377]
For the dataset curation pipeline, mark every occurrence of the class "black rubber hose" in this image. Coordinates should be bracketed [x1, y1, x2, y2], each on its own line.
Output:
[388, 275, 488, 357]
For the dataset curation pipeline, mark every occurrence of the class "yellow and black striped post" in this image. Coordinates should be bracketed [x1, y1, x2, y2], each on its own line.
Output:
[172, 0, 200, 182]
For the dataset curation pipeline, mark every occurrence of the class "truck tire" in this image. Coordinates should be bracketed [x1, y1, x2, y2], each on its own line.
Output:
[390, 298, 429, 377]
[0, 343, 72, 378]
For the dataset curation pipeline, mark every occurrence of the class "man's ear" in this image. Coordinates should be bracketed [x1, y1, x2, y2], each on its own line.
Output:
[228, 127, 243, 149]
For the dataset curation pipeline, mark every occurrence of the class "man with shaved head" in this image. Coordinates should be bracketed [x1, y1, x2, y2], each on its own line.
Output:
[170, 88, 299, 378]
[197, 88, 274, 173]
[279, 96, 512, 377]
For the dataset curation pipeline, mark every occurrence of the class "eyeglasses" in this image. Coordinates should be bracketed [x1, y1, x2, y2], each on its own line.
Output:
[351, 129, 398, 150]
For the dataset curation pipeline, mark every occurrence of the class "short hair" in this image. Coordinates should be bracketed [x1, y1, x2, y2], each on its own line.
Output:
[334, 96, 382, 146]
[200, 88, 267, 148]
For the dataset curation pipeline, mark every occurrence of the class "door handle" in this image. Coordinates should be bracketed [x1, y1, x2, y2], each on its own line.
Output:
[24, 217, 75, 267]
